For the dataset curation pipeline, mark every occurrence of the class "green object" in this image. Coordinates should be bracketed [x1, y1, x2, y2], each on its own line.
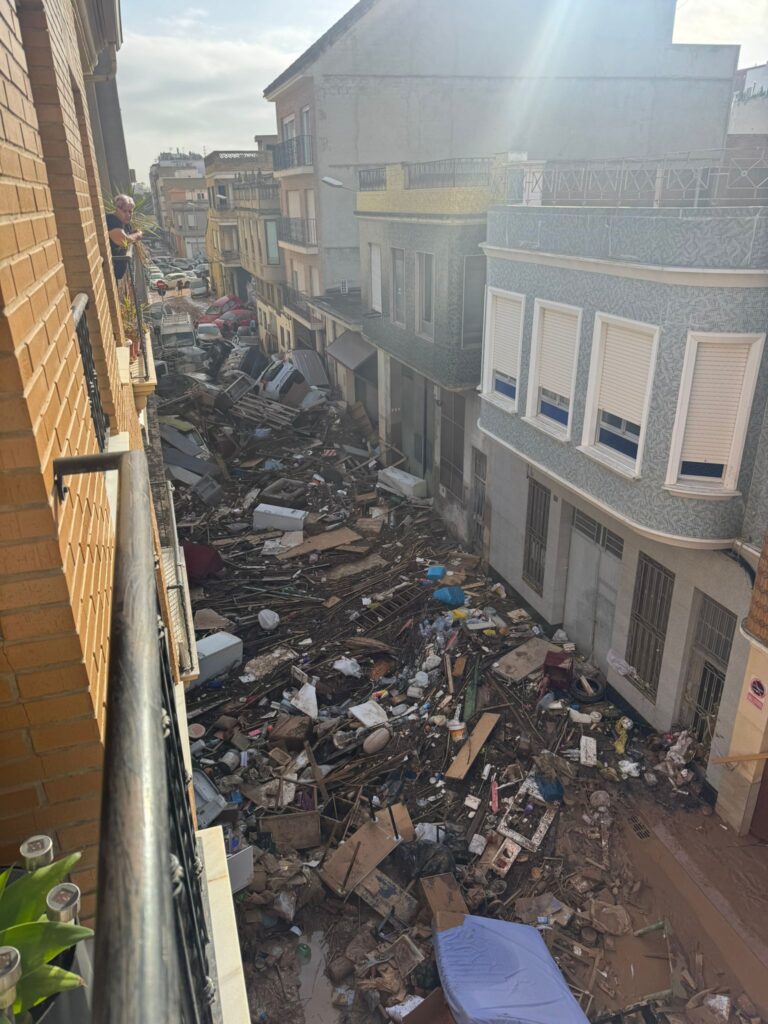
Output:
[463, 657, 480, 721]
[296, 943, 312, 964]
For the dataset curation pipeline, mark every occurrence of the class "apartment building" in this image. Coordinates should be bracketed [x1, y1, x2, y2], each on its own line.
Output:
[730, 63, 768, 142]
[264, 0, 737, 346]
[476, 155, 768, 834]
[149, 149, 205, 232]
[0, 0, 247, 1017]
[164, 174, 208, 258]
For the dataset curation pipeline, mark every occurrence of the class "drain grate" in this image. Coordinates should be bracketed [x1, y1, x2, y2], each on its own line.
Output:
[628, 814, 650, 840]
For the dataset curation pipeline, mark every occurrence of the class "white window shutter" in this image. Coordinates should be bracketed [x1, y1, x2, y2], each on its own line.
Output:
[598, 322, 655, 424]
[492, 294, 522, 380]
[538, 307, 579, 398]
[681, 341, 751, 464]
[370, 244, 382, 312]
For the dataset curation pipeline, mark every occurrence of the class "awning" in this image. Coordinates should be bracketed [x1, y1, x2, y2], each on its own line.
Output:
[326, 330, 376, 371]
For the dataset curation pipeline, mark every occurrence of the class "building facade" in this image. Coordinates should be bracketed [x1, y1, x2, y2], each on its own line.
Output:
[164, 174, 208, 258]
[476, 159, 768, 818]
[149, 149, 205, 233]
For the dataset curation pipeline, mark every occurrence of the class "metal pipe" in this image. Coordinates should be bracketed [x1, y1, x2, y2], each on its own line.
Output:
[91, 450, 178, 1023]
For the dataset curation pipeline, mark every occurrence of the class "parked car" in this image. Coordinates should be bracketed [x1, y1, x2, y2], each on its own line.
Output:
[196, 295, 242, 324]
[257, 353, 328, 410]
[188, 277, 209, 297]
[164, 271, 190, 287]
[196, 323, 224, 343]
[214, 309, 256, 337]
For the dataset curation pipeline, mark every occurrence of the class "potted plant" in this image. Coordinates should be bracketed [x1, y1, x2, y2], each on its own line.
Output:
[0, 836, 93, 1023]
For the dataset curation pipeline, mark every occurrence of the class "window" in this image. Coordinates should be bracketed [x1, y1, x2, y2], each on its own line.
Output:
[572, 509, 623, 559]
[310, 267, 320, 297]
[282, 115, 295, 140]
[439, 390, 465, 500]
[626, 553, 675, 699]
[416, 252, 434, 338]
[483, 288, 524, 409]
[666, 331, 764, 493]
[683, 592, 736, 749]
[391, 248, 405, 325]
[523, 478, 550, 594]
[370, 244, 382, 313]
[526, 301, 581, 437]
[265, 220, 279, 265]
[186, 213, 195, 229]
[582, 313, 658, 474]
[300, 106, 311, 137]
[462, 254, 486, 347]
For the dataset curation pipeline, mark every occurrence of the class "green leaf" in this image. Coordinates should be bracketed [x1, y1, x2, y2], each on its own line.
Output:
[13, 965, 85, 1014]
[0, 854, 81, 930]
[0, 921, 93, 974]
[0, 866, 11, 904]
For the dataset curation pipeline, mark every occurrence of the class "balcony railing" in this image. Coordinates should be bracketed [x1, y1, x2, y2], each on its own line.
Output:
[282, 284, 322, 324]
[72, 294, 109, 451]
[506, 148, 768, 208]
[277, 216, 318, 247]
[53, 450, 216, 1024]
[404, 157, 493, 189]
[273, 134, 313, 171]
[358, 166, 387, 191]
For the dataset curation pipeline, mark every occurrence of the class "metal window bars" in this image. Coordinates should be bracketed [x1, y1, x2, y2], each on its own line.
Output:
[273, 134, 313, 171]
[358, 166, 387, 191]
[72, 294, 109, 451]
[277, 216, 318, 247]
[404, 157, 493, 189]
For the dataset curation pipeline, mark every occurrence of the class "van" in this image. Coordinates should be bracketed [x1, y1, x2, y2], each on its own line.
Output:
[160, 312, 196, 356]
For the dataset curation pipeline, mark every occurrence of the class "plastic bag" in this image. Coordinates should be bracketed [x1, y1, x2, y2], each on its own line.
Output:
[433, 586, 466, 608]
[333, 657, 362, 677]
[258, 608, 280, 631]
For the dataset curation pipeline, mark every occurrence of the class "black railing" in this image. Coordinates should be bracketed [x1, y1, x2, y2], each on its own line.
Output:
[53, 451, 216, 1024]
[404, 157, 493, 189]
[273, 134, 313, 171]
[282, 284, 321, 323]
[72, 295, 109, 451]
[358, 166, 387, 191]
[277, 216, 318, 246]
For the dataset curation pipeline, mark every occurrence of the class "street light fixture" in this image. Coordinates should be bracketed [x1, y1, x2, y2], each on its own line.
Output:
[321, 176, 355, 191]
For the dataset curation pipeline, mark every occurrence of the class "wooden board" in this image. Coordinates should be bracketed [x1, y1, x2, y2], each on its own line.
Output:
[318, 821, 399, 895]
[324, 553, 387, 581]
[403, 986, 457, 1024]
[445, 713, 501, 781]
[373, 802, 415, 843]
[493, 637, 561, 682]
[276, 527, 362, 560]
[419, 873, 468, 917]
[258, 811, 321, 849]
[355, 867, 419, 923]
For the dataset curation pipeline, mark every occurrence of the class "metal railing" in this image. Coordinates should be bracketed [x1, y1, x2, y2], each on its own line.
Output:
[273, 134, 313, 171]
[358, 166, 387, 191]
[404, 157, 493, 189]
[282, 284, 322, 323]
[277, 216, 318, 246]
[54, 451, 216, 1024]
[506, 148, 768, 208]
[72, 295, 109, 451]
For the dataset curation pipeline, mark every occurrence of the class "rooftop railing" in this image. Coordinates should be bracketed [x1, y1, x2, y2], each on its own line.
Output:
[404, 157, 493, 189]
[358, 166, 387, 191]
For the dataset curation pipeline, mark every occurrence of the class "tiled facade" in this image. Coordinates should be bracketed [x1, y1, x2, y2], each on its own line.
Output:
[0, 0, 142, 915]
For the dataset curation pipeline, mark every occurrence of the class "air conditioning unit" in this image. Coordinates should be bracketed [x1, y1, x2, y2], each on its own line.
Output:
[340, 279, 349, 294]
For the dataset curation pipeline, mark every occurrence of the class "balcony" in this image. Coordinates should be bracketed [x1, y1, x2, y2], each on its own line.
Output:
[404, 157, 493, 189]
[273, 134, 313, 173]
[72, 294, 109, 451]
[277, 215, 318, 250]
[282, 284, 322, 326]
[358, 165, 387, 191]
[219, 247, 240, 266]
[232, 177, 281, 212]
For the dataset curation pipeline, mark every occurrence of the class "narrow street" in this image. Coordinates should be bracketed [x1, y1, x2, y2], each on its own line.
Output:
[156, 357, 768, 1024]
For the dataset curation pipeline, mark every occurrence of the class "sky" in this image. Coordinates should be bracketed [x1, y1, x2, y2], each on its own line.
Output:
[120, 0, 768, 183]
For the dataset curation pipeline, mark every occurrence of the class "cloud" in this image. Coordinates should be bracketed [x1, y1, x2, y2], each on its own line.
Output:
[674, 0, 768, 66]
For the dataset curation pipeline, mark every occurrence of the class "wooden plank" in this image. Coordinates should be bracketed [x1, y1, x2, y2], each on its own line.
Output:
[711, 750, 768, 764]
[318, 821, 398, 895]
[323, 554, 387, 582]
[419, 873, 468, 917]
[355, 867, 419, 922]
[403, 986, 457, 1024]
[276, 527, 362, 561]
[445, 713, 501, 781]
[258, 811, 321, 849]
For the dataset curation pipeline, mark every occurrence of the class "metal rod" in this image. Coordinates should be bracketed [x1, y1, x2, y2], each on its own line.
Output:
[91, 450, 178, 1023]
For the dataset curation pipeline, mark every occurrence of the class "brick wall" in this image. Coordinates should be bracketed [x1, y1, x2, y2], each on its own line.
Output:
[0, 0, 143, 917]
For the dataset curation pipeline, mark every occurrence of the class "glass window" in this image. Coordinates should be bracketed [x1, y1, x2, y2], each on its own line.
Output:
[597, 411, 641, 459]
[265, 221, 279, 265]
[462, 254, 485, 347]
[539, 387, 570, 426]
[417, 252, 434, 337]
[391, 248, 405, 324]
[493, 371, 516, 401]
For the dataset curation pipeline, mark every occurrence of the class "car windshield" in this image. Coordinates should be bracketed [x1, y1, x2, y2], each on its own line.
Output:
[261, 362, 285, 383]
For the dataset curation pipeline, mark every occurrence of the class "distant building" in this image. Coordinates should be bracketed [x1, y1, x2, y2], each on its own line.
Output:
[149, 150, 205, 231]
[730, 63, 768, 142]
[163, 175, 209, 258]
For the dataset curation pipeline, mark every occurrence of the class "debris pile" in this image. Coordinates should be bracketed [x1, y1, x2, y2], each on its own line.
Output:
[154, 372, 762, 1024]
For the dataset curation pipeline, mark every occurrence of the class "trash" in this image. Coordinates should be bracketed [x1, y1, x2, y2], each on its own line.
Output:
[377, 466, 428, 499]
[194, 631, 243, 686]
[349, 699, 388, 727]
[618, 759, 641, 778]
[433, 586, 466, 608]
[445, 713, 500, 780]
[290, 682, 318, 719]
[447, 719, 467, 744]
[258, 608, 280, 631]
[333, 656, 362, 678]
[363, 726, 392, 753]
[252, 503, 307, 532]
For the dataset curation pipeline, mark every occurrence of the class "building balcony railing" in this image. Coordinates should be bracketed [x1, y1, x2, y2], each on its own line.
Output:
[506, 148, 768, 208]
[277, 216, 318, 247]
[358, 166, 387, 191]
[282, 284, 322, 324]
[232, 182, 282, 211]
[219, 247, 240, 265]
[404, 157, 493, 189]
[273, 134, 313, 172]
[72, 294, 109, 452]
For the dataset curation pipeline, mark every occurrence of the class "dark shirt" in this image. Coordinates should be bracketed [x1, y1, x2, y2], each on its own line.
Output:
[107, 213, 131, 280]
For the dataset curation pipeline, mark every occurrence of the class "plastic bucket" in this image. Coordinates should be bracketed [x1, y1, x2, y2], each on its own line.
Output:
[448, 720, 467, 744]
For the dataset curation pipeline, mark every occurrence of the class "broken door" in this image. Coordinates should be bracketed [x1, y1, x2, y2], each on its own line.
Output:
[563, 509, 622, 669]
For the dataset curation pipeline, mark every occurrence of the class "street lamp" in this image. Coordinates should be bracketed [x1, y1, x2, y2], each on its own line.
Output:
[321, 176, 355, 191]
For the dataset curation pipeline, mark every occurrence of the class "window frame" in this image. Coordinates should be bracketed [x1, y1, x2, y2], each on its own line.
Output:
[370, 243, 382, 313]
[416, 251, 435, 340]
[461, 253, 486, 348]
[481, 286, 526, 413]
[391, 247, 405, 326]
[524, 298, 582, 441]
[265, 220, 279, 265]
[664, 330, 765, 495]
[439, 389, 466, 501]
[580, 311, 659, 478]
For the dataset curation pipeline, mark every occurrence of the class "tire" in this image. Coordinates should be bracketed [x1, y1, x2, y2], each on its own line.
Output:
[569, 675, 606, 704]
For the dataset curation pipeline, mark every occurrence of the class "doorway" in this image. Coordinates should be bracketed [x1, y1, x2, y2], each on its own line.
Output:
[681, 592, 736, 753]
[563, 508, 623, 669]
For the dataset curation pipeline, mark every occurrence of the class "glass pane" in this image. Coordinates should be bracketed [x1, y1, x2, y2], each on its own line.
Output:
[392, 249, 404, 323]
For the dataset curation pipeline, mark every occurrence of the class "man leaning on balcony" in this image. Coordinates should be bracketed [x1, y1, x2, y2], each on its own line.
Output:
[107, 194, 142, 281]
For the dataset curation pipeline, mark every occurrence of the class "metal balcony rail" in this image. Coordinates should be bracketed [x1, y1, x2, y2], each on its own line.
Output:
[72, 294, 109, 451]
[278, 216, 318, 246]
[506, 148, 768, 207]
[282, 284, 321, 323]
[53, 450, 216, 1024]
[220, 247, 239, 260]
[273, 134, 313, 171]
[404, 157, 493, 189]
[358, 166, 387, 191]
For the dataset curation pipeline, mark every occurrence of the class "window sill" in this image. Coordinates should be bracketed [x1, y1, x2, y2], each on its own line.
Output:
[578, 444, 640, 480]
[417, 330, 434, 343]
[663, 482, 740, 501]
[481, 391, 518, 415]
[522, 415, 569, 443]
